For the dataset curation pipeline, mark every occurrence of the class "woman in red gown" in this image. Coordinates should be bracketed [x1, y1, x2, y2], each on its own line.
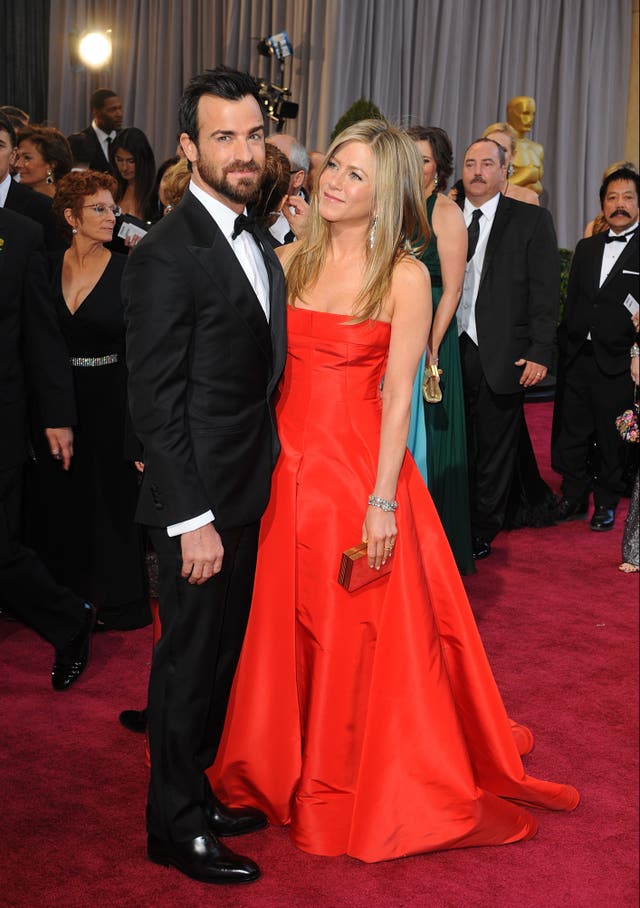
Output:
[208, 120, 579, 863]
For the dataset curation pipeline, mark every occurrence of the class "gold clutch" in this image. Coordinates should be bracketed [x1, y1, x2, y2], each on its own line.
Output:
[422, 363, 443, 403]
[338, 542, 393, 592]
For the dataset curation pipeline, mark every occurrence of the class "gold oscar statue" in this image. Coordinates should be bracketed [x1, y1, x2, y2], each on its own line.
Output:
[506, 96, 544, 196]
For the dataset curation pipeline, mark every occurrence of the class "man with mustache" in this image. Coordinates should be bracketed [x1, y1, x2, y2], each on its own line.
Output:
[123, 67, 286, 883]
[554, 166, 639, 531]
[457, 138, 559, 559]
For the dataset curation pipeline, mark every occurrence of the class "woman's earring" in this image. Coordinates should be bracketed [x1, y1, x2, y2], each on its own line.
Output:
[507, 163, 514, 178]
[45, 168, 54, 185]
[368, 215, 378, 249]
[72, 227, 77, 235]
[433, 174, 439, 189]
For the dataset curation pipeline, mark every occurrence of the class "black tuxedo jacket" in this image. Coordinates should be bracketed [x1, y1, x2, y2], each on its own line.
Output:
[4, 179, 66, 251]
[0, 208, 76, 469]
[560, 230, 639, 375]
[67, 126, 112, 172]
[463, 194, 560, 394]
[123, 190, 287, 530]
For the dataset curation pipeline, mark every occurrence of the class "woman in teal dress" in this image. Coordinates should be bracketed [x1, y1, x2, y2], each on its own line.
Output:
[406, 126, 475, 575]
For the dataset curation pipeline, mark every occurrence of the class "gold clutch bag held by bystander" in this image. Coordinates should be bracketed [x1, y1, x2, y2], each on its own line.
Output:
[422, 363, 443, 403]
[338, 542, 393, 592]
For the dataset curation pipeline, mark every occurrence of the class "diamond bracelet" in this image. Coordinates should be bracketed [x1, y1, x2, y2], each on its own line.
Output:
[368, 494, 398, 512]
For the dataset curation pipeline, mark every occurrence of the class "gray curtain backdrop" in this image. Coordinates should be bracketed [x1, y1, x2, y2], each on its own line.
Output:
[47, 0, 633, 247]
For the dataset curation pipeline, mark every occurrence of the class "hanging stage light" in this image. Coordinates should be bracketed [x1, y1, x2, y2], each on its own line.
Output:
[255, 31, 298, 130]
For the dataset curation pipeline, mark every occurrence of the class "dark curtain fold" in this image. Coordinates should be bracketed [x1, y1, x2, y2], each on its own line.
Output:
[1, 0, 51, 123]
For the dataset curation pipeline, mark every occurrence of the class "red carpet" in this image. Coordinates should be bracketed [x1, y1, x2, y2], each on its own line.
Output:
[1, 402, 638, 907]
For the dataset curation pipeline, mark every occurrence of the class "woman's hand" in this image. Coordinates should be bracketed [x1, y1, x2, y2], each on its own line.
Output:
[362, 507, 397, 570]
[282, 194, 310, 239]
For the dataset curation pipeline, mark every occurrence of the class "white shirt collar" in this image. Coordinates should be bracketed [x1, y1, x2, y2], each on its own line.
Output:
[188, 179, 245, 236]
[0, 171, 12, 207]
[607, 220, 638, 240]
[92, 119, 116, 142]
[464, 191, 501, 222]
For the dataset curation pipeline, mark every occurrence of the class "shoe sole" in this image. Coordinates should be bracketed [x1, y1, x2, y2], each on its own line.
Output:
[147, 849, 260, 885]
[590, 524, 614, 532]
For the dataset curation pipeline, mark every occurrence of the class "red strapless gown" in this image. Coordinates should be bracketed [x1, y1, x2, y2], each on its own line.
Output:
[208, 308, 578, 862]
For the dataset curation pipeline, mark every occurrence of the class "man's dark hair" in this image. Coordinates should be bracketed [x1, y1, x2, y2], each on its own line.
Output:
[90, 88, 117, 112]
[0, 111, 17, 147]
[178, 66, 262, 144]
[406, 125, 454, 190]
[465, 137, 506, 168]
[599, 167, 640, 206]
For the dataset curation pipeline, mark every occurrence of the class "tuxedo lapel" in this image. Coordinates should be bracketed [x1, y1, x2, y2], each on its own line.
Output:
[257, 230, 287, 394]
[479, 194, 512, 289]
[182, 196, 272, 363]
[598, 231, 639, 294]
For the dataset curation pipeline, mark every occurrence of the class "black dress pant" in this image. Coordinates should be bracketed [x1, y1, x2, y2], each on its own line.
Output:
[146, 520, 260, 843]
[0, 465, 85, 650]
[460, 334, 524, 541]
[555, 342, 633, 508]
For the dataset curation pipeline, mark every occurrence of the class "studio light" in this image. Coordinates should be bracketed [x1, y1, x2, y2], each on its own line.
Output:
[255, 30, 298, 131]
[70, 29, 113, 71]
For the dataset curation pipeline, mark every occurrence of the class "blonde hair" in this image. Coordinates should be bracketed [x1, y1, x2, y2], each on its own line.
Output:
[482, 122, 518, 157]
[284, 119, 429, 322]
[162, 158, 191, 207]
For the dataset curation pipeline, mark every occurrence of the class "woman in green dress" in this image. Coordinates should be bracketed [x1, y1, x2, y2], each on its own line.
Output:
[406, 126, 475, 574]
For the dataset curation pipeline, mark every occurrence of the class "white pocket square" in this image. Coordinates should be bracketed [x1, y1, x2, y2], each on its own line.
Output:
[622, 270, 639, 275]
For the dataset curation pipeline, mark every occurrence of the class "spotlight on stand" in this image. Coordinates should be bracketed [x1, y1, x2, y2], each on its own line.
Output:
[69, 29, 113, 71]
[255, 30, 298, 131]
[257, 81, 299, 130]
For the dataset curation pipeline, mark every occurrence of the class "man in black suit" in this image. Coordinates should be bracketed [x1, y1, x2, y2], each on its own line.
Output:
[67, 88, 123, 172]
[554, 167, 639, 531]
[0, 207, 95, 689]
[457, 138, 559, 558]
[0, 113, 63, 250]
[123, 67, 286, 885]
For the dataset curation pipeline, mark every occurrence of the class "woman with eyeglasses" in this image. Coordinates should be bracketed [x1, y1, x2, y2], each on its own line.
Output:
[24, 170, 150, 632]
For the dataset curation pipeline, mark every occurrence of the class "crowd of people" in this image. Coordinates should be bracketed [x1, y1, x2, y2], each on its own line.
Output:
[0, 68, 637, 885]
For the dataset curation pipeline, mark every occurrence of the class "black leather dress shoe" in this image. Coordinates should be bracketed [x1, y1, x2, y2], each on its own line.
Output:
[554, 495, 589, 522]
[472, 537, 491, 560]
[590, 505, 615, 531]
[205, 794, 268, 837]
[147, 832, 260, 884]
[51, 604, 96, 691]
[119, 708, 148, 733]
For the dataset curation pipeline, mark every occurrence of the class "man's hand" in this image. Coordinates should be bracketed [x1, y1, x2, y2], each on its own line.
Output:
[180, 522, 224, 585]
[44, 427, 74, 470]
[515, 358, 547, 388]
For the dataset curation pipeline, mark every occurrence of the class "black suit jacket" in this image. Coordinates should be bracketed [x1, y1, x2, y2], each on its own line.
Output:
[463, 194, 560, 394]
[560, 230, 639, 375]
[123, 190, 287, 530]
[0, 208, 76, 469]
[67, 126, 112, 172]
[4, 179, 66, 251]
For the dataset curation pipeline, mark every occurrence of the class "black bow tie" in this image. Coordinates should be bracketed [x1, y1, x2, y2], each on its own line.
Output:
[232, 214, 258, 240]
[605, 228, 637, 243]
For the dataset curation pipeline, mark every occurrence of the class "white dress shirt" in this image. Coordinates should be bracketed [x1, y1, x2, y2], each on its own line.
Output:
[598, 221, 638, 288]
[91, 120, 116, 162]
[456, 192, 501, 344]
[0, 172, 12, 207]
[166, 182, 271, 537]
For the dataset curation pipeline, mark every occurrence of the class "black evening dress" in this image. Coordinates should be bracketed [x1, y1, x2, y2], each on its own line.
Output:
[25, 252, 150, 630]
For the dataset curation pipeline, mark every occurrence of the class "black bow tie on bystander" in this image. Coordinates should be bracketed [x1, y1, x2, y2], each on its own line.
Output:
[604, 227, 637, 243]
[232, 214, 259, 240]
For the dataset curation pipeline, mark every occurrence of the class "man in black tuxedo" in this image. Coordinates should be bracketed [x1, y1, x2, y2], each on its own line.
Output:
[0, 207, 95, 689]
[456, 138, 559, 558]
[554, 167, 639, 530]
[0, 113, 63, 250]
[123, 67, 286, 885]
[67, 88, 123, 172]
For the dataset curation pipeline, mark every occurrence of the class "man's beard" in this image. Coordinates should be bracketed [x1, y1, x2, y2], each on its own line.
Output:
[197, 156, 263, 205]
